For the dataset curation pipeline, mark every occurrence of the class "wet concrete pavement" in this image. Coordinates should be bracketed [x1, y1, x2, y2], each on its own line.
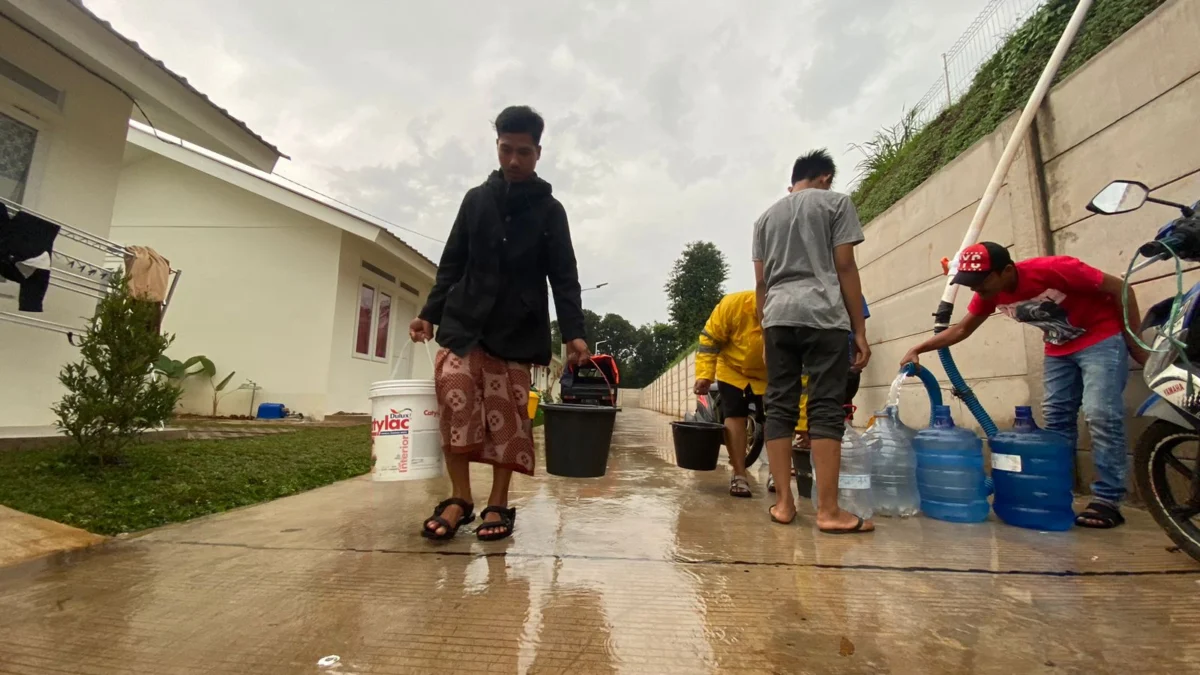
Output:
[1, 408, 1198, 674]
[0, 507, 105, 568]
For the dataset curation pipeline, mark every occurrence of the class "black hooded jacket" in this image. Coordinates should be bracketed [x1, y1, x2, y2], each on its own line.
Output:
[419, 170, 586, 365]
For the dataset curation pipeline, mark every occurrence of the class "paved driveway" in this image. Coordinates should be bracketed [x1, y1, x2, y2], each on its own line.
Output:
[1, 409, 1198, 674]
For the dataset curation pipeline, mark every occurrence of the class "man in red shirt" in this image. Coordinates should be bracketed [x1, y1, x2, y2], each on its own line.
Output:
[901, 242, 1147, 529]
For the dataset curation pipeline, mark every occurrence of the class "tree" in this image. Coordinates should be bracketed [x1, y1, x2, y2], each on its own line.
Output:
[53, 273, 182, 465]
[664, 241, 729, 344]
[594, 313, 638, 363]
[623, 322, 681, 388]
[551, 309, 602, 359]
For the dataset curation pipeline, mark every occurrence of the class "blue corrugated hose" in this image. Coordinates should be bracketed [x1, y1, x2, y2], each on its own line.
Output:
[900, 362, 944, 426]
[936, 347, 999, 438]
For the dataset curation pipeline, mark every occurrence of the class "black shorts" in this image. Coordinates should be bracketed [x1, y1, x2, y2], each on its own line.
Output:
[764, 326, 850, 442]
[716, 381, 762, 419]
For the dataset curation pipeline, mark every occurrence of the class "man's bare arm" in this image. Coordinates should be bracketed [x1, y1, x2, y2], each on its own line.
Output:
[1099, 273, 1148, 365]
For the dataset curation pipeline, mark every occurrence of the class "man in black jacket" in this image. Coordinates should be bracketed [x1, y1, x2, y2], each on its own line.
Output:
[411, 106, 590, 542]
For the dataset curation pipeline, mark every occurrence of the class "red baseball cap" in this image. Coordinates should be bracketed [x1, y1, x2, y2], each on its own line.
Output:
[951, 242, 1013, 287]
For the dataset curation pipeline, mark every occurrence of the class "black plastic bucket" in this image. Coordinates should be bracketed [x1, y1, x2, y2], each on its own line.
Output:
[792, 448, 814, 497]
[671, 421, 725, 471]
[542, 404, 617, 478]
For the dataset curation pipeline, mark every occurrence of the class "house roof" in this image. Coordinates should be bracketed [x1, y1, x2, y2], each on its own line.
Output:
[0, 0, 283, 171]
[127, 122, 437, 280]
[69, 0, 283, 161]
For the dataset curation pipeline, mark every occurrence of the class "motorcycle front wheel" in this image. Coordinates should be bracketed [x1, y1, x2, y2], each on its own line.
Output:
[744, 418, 764, 468]
[1134, 420, 1200, 562]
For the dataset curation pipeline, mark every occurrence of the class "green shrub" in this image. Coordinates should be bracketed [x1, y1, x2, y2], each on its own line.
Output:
[852, 0, 1168, 224]
[52, 273, 181, 465]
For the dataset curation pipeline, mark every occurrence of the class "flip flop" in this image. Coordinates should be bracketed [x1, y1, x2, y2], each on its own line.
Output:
[819, 516, 874, 535]
[769, 505, 796, 525]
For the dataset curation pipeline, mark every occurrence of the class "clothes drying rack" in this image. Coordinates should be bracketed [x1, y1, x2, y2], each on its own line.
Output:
[0, 196, 182, 340]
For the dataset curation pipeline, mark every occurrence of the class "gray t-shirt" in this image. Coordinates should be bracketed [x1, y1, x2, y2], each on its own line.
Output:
[752, 189, 864, 330]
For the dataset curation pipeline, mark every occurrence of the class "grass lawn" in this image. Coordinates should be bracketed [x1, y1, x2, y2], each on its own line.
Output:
[0, 425, 370, 536]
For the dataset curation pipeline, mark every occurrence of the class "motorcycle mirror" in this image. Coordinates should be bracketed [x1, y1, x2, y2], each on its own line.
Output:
[1086, 180, 1149, 215]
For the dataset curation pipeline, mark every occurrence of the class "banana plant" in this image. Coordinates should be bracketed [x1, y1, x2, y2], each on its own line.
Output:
[209, 369, 238, 418]
[154, 355, 212, 381]
[154, 355, 237, 417]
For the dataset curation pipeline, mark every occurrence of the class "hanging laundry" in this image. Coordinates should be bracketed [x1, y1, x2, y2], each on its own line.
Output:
[123, 245, 170, 303]
[0, 208, 59, 312]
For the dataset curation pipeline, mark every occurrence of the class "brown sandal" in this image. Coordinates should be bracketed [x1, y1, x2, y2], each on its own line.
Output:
[730, 475, 752, 498]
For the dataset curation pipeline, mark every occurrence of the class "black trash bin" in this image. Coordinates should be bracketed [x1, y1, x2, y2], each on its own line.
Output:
[671, 421, 725, 471]
[542, 403, 617, 478]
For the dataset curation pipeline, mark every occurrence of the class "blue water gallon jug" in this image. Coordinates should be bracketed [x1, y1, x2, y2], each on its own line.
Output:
[989, 406, 1075, 531]
[914, 405, 990, 523]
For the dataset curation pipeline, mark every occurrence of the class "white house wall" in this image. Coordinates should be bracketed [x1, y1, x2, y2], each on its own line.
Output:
[324, 230, 434, 416]
[110, 155, 342, 419]
[0, 14, 134, 427]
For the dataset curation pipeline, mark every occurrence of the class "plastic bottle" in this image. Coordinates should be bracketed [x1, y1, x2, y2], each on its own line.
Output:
[864, 406, 920, 517]
[813, 424, 874, 519]
[913, 405, 990, 523]
[989, 406, 1075, 531]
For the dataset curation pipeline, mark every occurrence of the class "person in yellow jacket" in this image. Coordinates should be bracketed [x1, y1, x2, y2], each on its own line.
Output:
[694, 290, 807, 498]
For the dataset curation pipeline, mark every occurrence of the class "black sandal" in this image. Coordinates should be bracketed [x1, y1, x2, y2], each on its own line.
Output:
[1075, 501, 1125, 529]
[476, 506, 517, 541]
[421, 498, 475, 540]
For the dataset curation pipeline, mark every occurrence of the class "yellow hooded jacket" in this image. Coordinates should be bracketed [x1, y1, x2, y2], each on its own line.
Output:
[696, 291, 808, 431]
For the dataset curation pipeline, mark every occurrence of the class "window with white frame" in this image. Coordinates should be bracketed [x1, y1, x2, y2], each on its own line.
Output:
[354, 283, 394, 361]
[0, 111, 37, 203]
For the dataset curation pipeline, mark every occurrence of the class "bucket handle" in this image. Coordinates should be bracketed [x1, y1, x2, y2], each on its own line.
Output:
[392, 339, 437, 380]
[581, 355, 616, 405]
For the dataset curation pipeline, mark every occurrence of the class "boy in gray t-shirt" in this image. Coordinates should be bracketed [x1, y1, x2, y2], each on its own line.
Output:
[751, 149, 872, 534]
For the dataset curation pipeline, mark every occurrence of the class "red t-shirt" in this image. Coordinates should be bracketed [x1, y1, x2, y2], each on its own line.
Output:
[966, 256, 1121, 357]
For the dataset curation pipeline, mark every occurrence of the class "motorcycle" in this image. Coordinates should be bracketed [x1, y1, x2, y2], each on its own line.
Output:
[1087, 179, 1200, 561]
[684, 382, 764, 469]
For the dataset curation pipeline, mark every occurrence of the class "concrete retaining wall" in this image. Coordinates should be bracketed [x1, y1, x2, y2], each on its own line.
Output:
[617, 389, 643, 409]
[641, 353, 696, 419]
[860, 0, 1200, 490]
[641, 0, 1200, 492]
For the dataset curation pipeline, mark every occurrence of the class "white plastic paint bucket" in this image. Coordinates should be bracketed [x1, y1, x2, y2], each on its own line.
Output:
[369, 380, 442, 481]
[369, 341, 442, 481]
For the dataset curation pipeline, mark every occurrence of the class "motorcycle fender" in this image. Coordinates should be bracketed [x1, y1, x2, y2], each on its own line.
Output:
[1136, 393, 1193, 429]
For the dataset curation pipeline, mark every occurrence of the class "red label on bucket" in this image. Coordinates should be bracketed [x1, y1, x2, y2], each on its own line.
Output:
[372, 408, 413, 436]
[372, 408, 413, 470]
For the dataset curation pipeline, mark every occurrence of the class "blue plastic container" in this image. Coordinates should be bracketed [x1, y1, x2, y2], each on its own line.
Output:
[989, 406, 1075, 531]
[256, 403, 286, 419]
[914, 405, 990, 523]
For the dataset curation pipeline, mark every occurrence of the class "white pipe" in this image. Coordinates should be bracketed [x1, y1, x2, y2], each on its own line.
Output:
[938, 0, 1095, 315]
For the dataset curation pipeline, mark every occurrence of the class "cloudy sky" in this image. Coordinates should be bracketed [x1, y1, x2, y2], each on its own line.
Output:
[87, 0, 992, 326]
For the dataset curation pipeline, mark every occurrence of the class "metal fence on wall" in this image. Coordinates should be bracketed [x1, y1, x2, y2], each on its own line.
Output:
[911, 0, 1048, 128]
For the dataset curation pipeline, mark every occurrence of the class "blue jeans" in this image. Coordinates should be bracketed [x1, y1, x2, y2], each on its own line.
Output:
[1042, 334, 1129, 504]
